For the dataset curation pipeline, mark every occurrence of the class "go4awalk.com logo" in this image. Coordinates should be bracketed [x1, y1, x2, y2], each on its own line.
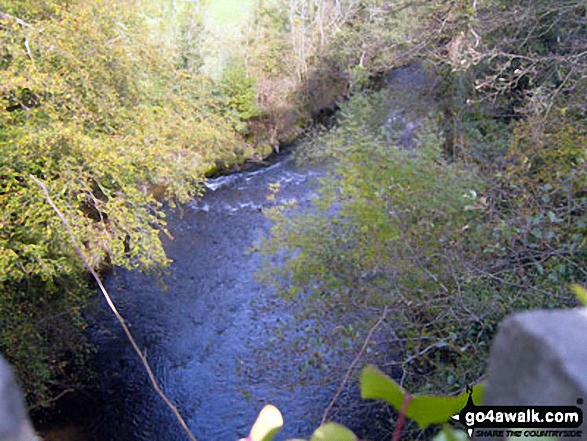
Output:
[451, 389, 583, 438]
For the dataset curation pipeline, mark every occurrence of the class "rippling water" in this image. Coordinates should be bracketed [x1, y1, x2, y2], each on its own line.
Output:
[43, 65, 434, 441]
[75, 153, 341, 441]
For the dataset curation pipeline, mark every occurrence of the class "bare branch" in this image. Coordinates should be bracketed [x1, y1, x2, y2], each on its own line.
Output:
[321, 306, 388, 425]
[0, 11, 34, 28]
[30, 174, 197, 441]
[28, 388, 74, 411]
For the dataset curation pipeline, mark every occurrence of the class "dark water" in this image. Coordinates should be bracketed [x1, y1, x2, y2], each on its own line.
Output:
[42, 65, 434, 441]
[75, 155, 342, 441]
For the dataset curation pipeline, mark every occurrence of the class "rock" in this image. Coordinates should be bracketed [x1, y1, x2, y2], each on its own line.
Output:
[477, 308, 587, 440]
[0, 356, 39, 441]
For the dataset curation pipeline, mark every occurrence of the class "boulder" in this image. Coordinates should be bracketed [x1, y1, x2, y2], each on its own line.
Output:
[477, 308, 587, 440]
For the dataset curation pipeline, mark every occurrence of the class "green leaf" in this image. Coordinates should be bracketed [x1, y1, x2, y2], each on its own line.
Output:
[571, 284, 587, 306]
[360, 365, 484, 429]
[547, 211, 562, 223]
[248, 405, 283, 441]
[309, 423, 358, 441]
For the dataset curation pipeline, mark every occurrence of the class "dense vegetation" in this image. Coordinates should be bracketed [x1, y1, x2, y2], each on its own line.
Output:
[0, 0, 585, 438]
[257, 0, 586, 436]
[0, 0, 263, 403]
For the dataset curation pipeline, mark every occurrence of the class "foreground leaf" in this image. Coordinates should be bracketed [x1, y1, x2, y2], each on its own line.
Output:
[361, 365, 484, 429]
[310, 423, 358, 441]
[246, 405, 283, 441]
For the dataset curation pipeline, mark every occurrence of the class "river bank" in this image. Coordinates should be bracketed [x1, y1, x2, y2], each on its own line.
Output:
[33, 63, 435, 441]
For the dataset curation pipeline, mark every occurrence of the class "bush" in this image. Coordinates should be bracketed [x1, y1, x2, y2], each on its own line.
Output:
[259, 81, 583, 434]
[259, 91, 492, 396]
[0, 0, 242, 402]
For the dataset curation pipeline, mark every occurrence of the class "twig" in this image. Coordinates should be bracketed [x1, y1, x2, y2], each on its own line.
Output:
[27, 388, 74, 411]
[24, 37, 35, 65]
[30, 175, 197, 441]
[0, 10, 35, 64]
[467, 264, 554, 298]
[0, 11, 34, 28]
[401, 237, 449, 294]
[321, 307, 388, 425]
[542, 65, 574, 121]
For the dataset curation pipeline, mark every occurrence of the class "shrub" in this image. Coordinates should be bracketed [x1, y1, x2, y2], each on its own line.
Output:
[0, 0, 241, 401]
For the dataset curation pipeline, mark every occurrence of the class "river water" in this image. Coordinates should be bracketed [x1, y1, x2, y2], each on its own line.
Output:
[73, 154, 347, 441]
[43, 64, 434, 441]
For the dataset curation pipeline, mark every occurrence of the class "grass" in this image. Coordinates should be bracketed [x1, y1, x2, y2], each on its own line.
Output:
[207, 0, 255, 26]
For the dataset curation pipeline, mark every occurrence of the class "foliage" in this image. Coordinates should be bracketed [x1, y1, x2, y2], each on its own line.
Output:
[243, 405, 359, 441]
[243, 364, 483, 440]
[223, 0, 462, 152]
[239, 0, 439, 148]
[0, 274, 92, 404]
[2, 0, 585, 433]
[0, 0, 246, 402]
[219, 59, 264, 133]
[436, 0, 587, 295]
[572, 285, 587, 306]
[259, 59, 584, 435]
[360, 365, 483, 430]
[259, 91, 495, 397]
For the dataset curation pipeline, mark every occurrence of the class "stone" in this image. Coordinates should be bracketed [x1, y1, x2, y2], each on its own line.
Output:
[476, 308, 587, 440]
[0, 355, 39, 441]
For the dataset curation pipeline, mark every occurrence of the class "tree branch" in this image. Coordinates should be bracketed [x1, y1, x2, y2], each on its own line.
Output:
[30, 175, 197, 441]
[321, 306, 388, 425]
[0, 11, 34, 28]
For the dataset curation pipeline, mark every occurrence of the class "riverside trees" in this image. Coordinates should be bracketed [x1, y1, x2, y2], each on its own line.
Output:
[1, 0, 585, 428]
[257, 0, 586, 436]
[0, 0, 248, 402]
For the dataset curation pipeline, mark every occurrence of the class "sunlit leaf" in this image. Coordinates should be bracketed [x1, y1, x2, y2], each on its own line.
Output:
[310, 423, 357, 441]
[571, 284, 587, 306]
[361, 365, 484, 429]
[247, 405, 283, 441]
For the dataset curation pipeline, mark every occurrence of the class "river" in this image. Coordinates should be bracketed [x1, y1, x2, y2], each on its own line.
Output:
[65, 153, 347, 441]
[41, 64, 434, 441]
